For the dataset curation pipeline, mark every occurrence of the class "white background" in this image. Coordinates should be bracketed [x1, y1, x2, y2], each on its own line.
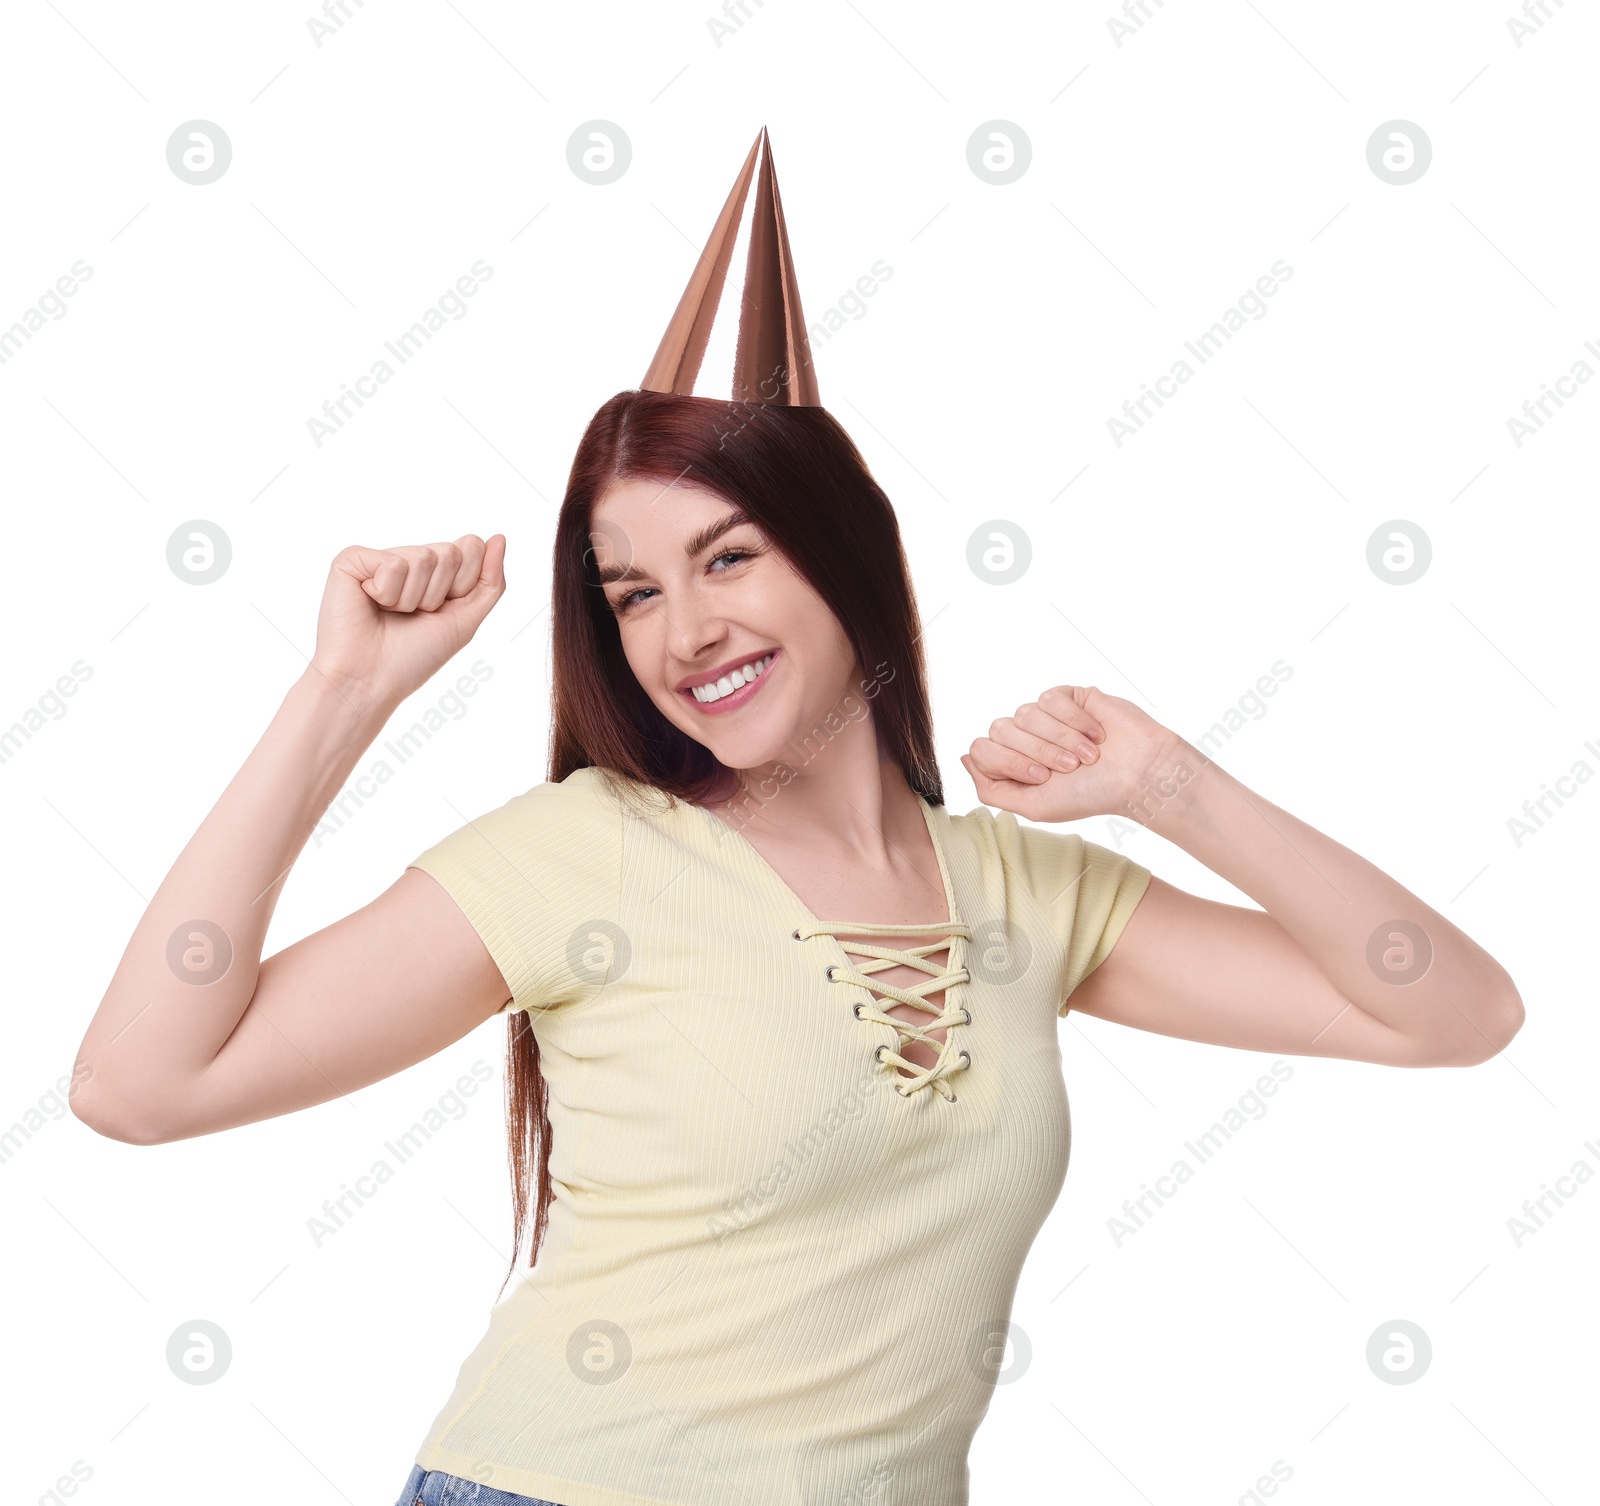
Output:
[2, 1, 1595, 1502]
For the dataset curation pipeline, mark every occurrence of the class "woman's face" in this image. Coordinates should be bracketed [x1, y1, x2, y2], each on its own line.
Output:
[590, 476, 861, 777]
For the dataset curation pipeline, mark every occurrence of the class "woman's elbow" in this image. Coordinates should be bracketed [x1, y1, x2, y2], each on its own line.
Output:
[1483, 988, 1526, 1059]
[1448, 990, 1526, 1067]
[70, 1074, 177, 1146]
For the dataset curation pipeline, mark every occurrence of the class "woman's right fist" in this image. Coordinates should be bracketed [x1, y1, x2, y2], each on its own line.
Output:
[309, 534, 507, 714]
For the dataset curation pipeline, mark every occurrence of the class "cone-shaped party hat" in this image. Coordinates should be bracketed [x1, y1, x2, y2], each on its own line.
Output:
[641, 126, 820, 406]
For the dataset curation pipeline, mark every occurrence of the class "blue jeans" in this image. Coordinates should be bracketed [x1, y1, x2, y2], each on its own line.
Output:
[393, 1463, 566, 1506]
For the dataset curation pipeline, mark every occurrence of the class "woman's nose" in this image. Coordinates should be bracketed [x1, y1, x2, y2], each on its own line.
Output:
[667, 593, 733, 657]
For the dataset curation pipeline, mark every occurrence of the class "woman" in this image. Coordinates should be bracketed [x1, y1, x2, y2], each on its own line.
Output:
[71, 147, 1523, 1506]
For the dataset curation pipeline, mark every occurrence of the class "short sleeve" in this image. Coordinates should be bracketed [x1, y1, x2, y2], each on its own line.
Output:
[990, 813, 1153, 1016]
[406, 769, 623, 1018]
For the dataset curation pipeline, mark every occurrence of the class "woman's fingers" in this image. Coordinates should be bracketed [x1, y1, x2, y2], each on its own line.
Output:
[1011, 702, 1101, 765]
[1036, 685, 1106, 744]
[350, 547, 418, 609]
[355, 543, 466, 613]
[397, 547, 444, 613]
[451, 535, 508, 633]
[994, 722, 1074, 775]
[971, 686, 1116, 786]
[970, 734, 1055, 784]
[445, 534, 489, 600]
[961, 753, 1014, 793]
[985, 715, 1097, 778]
[409, 544, 453, 613]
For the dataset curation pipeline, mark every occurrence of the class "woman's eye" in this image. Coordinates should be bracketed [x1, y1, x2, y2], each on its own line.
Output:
[612, 548, 756, 615]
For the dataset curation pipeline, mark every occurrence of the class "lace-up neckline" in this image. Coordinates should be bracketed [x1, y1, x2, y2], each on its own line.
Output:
[693, 794, 975, 1102]
[796, 919, 974, 1100]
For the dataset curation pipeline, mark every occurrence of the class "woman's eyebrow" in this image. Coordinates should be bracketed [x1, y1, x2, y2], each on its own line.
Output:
[594, 509, 752, 586]
[682, 509, 752, 561]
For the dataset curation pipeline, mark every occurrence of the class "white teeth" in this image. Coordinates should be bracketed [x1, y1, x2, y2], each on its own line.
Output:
[692, 653, 774, 703]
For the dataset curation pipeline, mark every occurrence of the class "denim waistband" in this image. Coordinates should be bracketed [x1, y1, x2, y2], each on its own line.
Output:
[393, 1462, 566, 1506]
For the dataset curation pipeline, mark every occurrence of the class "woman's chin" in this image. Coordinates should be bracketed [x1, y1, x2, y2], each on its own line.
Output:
[702, 731, 799, 781]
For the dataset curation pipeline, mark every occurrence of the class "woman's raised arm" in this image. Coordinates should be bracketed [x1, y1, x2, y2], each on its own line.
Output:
[71, 535, 509, 1144]
[963, 682, 1525, 1067]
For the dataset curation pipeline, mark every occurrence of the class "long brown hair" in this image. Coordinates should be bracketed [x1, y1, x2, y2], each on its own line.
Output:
[501, 389, 943, 1291]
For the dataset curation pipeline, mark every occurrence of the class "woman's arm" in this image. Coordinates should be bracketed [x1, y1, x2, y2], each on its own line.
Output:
[72, 535, 511, 1143]
[962, 685, 1525, 1068]
[1069, 772, 1523, 1066]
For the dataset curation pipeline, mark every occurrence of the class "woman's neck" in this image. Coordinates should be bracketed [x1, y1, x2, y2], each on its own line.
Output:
[705, 752, 925, 870]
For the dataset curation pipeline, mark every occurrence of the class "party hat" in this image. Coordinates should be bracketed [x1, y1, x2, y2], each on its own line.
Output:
[641, 126, 820, 406]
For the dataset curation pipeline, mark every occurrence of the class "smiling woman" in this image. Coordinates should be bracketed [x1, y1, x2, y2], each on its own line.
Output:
[550, 389, 939, 815]
[392, 128, 1520, 1505]
[69, 124, 1523, 1506]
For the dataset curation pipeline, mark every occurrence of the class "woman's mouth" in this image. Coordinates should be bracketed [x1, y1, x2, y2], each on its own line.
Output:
[681, 650, 779, 715]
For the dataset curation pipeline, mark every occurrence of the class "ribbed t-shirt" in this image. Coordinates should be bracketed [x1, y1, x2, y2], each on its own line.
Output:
[405, 764, 1151, 1506]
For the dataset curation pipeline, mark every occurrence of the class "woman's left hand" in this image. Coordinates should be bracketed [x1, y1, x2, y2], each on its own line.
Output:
[960, 684, 1191, 825]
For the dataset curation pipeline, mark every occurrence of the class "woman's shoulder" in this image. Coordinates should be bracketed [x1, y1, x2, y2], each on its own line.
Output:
[940, 799, 1135, 890]
[941, 798, 1084, 858]
[507, 764, 656, 810]
[478, 765, 620, 823]
[411, 766, 635, 874]
[490, 765, 709, 851]
[556, 763, 679, 822]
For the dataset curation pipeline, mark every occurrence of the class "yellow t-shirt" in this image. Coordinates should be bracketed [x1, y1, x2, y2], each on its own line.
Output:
[406, 764, 1151, 1506]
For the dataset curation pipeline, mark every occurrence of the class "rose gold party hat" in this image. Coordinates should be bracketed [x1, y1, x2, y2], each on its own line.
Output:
[641, 126, 820, 406]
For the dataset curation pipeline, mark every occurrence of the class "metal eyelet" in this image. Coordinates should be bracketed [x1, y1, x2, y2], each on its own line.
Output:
[852, 1000, 866, 1019]
[895, 1084, 910, 1096]
[791, 928, 802, 941]
[825, 964, 837, 982]
[960, 1007, 973, 1025]
[874, 1044, 890, 1063]
[959, 1050, 971, 1066]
